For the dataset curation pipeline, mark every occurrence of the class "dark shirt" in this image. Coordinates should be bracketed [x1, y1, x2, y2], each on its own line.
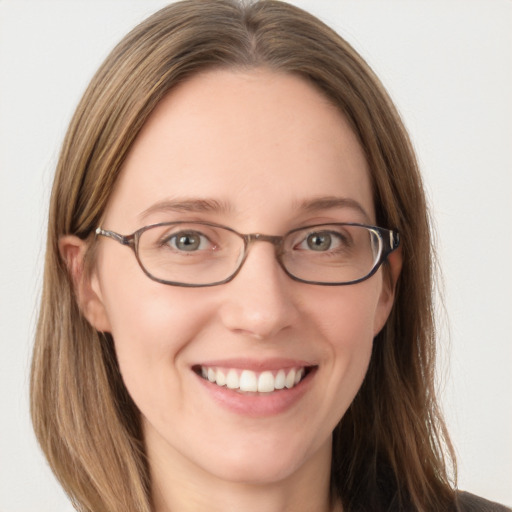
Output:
[458, 492, 511, 512]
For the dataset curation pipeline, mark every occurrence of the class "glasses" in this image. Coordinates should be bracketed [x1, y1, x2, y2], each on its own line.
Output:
[95, 221, 400, 287]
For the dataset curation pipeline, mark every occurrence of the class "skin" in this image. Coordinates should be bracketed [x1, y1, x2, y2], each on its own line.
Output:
[62, 69, 402, 512]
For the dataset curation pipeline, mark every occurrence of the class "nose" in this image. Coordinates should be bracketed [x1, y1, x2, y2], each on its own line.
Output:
[217, 241, 299, 340]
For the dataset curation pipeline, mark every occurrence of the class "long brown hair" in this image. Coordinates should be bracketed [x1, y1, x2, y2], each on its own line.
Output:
[31, 1, 456, 510]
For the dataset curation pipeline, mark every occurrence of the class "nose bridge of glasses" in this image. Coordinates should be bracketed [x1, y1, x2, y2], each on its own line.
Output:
[248, 233, 282, 244]
[244, 233, 284, 255]
[232, 233, 287, 285]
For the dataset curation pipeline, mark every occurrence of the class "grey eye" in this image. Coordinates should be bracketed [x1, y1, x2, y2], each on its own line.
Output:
[169, 232, 206, 251]
[306, 232, 333, 251]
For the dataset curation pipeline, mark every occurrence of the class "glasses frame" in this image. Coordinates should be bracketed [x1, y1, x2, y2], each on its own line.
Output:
[95, 221, 400, 287]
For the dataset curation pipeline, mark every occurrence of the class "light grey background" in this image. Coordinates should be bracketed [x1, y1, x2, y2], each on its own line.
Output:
[1, 1, 510, 510]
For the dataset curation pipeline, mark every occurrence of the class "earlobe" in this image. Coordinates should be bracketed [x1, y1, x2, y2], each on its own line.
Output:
[373, 247, 403, 336]
[59, 235, 111, 333]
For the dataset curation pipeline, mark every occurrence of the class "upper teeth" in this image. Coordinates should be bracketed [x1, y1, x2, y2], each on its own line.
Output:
[200, 367, 305, 393]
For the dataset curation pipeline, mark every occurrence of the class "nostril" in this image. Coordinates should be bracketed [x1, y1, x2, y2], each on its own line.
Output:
[232, 329, 264, 341]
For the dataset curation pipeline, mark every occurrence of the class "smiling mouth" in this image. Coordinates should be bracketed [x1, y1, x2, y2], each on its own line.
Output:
[193, 365, 314, 393]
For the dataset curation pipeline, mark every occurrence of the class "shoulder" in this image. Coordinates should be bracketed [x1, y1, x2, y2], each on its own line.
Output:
[457, 491, 512, 512]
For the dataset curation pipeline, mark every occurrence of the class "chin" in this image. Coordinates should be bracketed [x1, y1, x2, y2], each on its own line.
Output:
[207, 457, 303, 486]
[197, 435, 327, 486]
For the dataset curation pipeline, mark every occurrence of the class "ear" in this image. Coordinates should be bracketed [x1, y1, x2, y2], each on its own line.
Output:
[373, 247, 402, 336]
[59, 235, 111, 332]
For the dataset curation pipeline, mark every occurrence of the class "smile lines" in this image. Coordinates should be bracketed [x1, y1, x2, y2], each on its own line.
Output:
[197, 366, 308, 393]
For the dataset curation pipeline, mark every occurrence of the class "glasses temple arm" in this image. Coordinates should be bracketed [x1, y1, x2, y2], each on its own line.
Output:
[95, 227, 133, 246]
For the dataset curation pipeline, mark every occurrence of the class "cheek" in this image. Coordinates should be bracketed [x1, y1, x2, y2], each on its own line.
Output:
[97, 244, 205, 360]
[97, 255, 214, 414]
[309, 281, 382, 350]
[306, 283, 381, 409]
[109, 290, 218, 432]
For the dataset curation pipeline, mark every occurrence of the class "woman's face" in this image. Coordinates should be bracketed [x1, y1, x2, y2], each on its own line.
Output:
[83, 69, 398, 489]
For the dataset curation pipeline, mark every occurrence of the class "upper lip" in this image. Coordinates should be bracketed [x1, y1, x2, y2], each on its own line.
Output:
[193, 358, 316, 372]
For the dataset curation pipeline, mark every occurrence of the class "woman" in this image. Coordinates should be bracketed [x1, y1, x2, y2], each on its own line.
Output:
[30, 1, 510, 511]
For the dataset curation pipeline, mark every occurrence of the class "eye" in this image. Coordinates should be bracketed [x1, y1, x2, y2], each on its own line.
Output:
[164, 231, 211, 252]
[306, 232, 333, 251]
[297, 231, 345, 252]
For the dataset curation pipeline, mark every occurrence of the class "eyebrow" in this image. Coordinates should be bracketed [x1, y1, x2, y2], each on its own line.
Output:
[138, 198, 232, 221]
[138, 195, 371, 223]
[295, 196, 371, 222]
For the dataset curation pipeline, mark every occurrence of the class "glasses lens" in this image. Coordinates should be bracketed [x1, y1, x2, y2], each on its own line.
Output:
[282, 224, 382, 284]
[137, 223, 244, 285]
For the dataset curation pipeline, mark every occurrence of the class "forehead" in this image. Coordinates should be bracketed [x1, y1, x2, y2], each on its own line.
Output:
[103, 68, 374, 230]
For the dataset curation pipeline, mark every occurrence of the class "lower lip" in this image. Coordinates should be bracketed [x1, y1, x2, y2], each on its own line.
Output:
[195, 369, 315, 417]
